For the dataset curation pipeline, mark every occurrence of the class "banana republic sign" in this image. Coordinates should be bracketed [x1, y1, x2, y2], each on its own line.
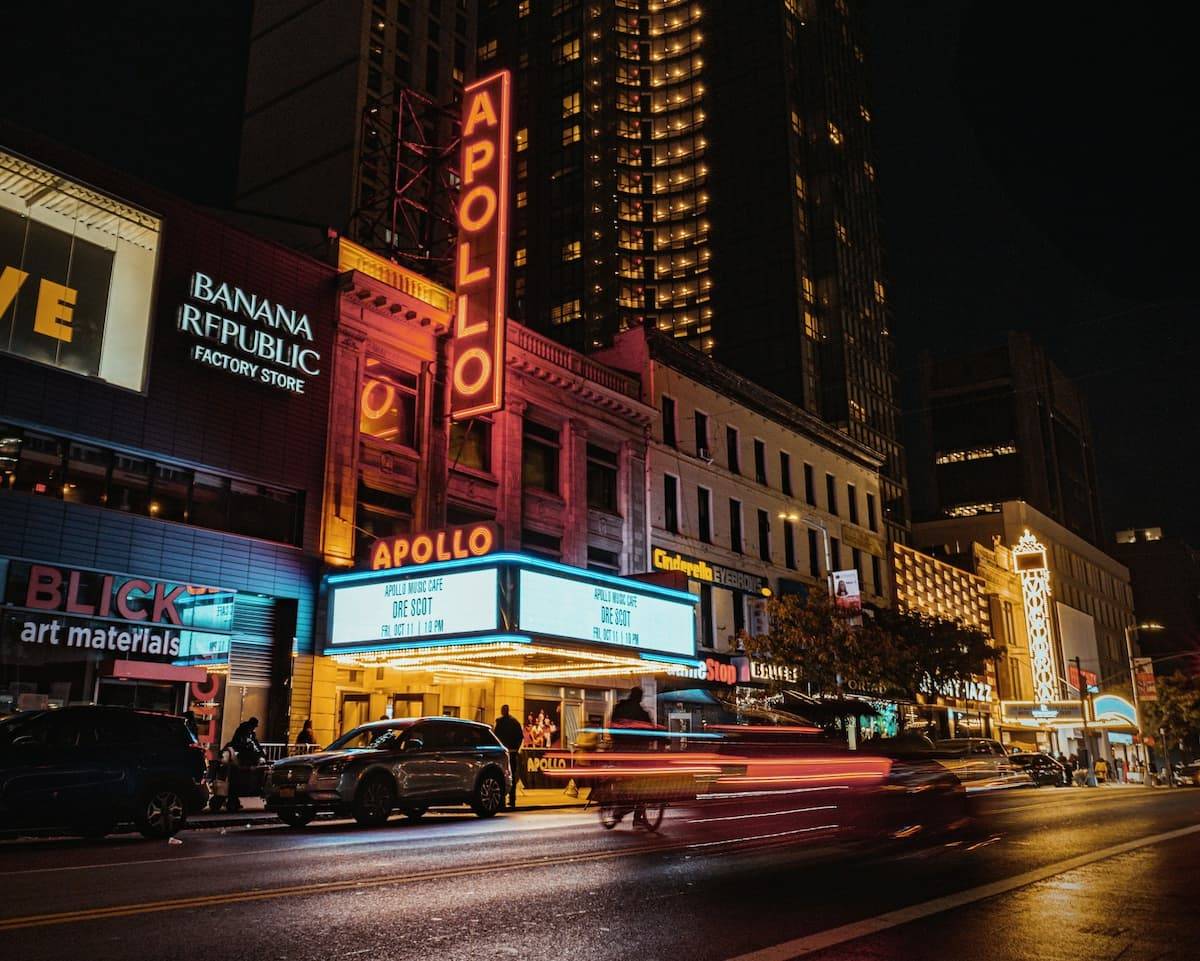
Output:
[177, 271, 322, 394]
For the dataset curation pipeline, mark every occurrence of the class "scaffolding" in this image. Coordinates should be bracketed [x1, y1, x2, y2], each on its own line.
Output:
[350, 87, 461, 288]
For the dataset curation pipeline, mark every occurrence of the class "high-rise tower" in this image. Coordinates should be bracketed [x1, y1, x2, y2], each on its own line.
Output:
[481, 0, 907, 540]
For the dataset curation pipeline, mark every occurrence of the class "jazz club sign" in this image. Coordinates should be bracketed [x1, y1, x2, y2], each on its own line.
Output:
[451, 70, 511, 421]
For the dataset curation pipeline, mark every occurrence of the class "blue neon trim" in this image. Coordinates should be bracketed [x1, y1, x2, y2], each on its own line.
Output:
[638, 652, 704, 667]
[326, 552, 699, 604]
[323, 633, 532, 655]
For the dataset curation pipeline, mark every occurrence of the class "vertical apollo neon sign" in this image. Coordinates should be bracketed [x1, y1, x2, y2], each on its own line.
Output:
[1013, 529, 1057, 705]
[451, 70, 511, 421]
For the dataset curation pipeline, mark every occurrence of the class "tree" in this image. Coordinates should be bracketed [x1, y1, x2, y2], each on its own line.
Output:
[742, 591, 997, 706]
[1142, 671, 1200, 760]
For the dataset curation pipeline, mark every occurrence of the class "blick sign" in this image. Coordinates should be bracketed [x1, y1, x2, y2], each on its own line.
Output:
[451, 70, 511, 421]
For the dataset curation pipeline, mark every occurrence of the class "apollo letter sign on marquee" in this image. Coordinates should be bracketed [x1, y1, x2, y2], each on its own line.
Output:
[451, 70, 511, 421]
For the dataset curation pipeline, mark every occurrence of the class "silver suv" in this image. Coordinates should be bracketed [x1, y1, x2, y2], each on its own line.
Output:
[265, 717, 510, 827]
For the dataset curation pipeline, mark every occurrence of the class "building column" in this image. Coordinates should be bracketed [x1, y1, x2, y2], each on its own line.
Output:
[563, 418, 590, 567]
[321, 328, 366, 565]
[621, 438, 648, 574]
[496, 398, 527, 551]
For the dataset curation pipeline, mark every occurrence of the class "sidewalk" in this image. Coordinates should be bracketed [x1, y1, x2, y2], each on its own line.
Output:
[187, 786, 589, 831]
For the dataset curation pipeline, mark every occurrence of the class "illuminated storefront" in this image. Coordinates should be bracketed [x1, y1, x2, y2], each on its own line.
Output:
[1, 141, 336, 746]
[312, 553, 700, 746]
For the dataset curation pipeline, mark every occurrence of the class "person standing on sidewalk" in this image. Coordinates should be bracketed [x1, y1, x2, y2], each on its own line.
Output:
[494, 704, 525, 810]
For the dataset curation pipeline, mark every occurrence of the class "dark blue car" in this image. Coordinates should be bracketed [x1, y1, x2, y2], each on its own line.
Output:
[0, 705, 208, 838]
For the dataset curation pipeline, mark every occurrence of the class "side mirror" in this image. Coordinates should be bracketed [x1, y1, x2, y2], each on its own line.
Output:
[404, 738, 424, 753]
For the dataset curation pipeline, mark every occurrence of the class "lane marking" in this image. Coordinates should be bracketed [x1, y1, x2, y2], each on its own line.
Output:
[0, 811, 595, 877]
[0, 837, 698, 931]
[725, 821, 1200, 961]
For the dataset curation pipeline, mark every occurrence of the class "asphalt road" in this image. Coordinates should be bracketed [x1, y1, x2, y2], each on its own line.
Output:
[1, 786, 1197, 961]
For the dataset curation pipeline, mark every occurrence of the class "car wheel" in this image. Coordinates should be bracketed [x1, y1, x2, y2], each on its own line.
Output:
[402, 805, 428, 822]
[472, 772, 505, 818]
[353, 776, 395, 827]
[137, 786, 187, 839]
[277, 808, 315, 828]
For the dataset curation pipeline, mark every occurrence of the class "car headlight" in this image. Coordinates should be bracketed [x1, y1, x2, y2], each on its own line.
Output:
[316, 760, 346, 779]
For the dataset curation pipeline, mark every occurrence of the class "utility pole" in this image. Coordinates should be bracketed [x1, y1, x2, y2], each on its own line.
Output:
[1073, 656, 1097, 787]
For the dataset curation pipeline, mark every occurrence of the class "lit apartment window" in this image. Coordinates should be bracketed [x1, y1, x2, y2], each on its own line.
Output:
[560, 38, 581, 62]
[360, 359, 419, 449]
[516, 128, 528, 152]
[516, 190, 528, 208]
[794, 173, 806, 200]
[828, 122, 843, 146]
[835, 221, 848, 243]
[550, 298, 582, 325]
[859, 105, 872, 122]
[790, 110, 803, 135]
[562, 92, 581, 116]
[514, 247, 527, 267]
[563, 240, 581, 261]
[801, 275, 815, 302]
[562, 124, 581, 146]
[478, 39, 497, 60]
[804, 311, 820, 340]
[874, 280, 886, 304]
[518, 0, 530, 16]
[864, 161, 876, 181]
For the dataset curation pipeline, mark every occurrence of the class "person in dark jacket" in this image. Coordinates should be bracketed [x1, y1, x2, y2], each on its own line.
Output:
[494, 704, 525, 809]
[230, 717, 265, 766]
[611, 687, 651, 725]
[295, 719, 316, 746]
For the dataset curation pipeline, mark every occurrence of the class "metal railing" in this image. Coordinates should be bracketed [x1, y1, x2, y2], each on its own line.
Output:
[259, 743, 324, 762]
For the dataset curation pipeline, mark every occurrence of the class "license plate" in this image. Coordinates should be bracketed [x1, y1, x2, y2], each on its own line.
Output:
[277, 787, 295, 798]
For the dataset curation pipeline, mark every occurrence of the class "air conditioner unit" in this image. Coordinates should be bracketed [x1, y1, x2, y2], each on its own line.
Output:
[697, 447, 714, 464]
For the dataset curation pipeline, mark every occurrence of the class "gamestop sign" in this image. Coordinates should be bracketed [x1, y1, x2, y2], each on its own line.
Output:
[451, 70, 511, 421]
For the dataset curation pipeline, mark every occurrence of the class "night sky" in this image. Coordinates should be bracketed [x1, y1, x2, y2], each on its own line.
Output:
[2, 2, 1195, 544]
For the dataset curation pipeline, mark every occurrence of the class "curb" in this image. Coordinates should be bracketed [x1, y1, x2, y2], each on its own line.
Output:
[184, 800, 589, 832]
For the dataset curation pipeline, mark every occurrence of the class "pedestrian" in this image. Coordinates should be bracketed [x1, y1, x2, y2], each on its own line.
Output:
[612, 686, 651, 725]
[222, 717, 264, 812]
[1094, 756, 1109, 783]
[295, 719, 316, 746]
[494, 704, 525, 810]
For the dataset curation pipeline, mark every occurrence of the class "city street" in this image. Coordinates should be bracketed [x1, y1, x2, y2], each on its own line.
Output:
[1, 786, 1196, 961]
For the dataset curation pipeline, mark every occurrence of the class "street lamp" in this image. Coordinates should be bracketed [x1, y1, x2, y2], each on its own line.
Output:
[1124, 621, 1165, 785]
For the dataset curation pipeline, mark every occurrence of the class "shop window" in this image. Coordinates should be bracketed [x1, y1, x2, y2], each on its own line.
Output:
[729, 498, 743, 554]
[191, 472, 231, 532]
[355, 482, 413, 566]
[109, 454, 152, 514]
[586, 443, 619, 514]
[360, 360, 419, 449]
[0, 429, 18, 488]
[757, 509, 771, 562]
[450, 418, 491, 472]
[803, 462, 815, 506]
[780, 451, 793, 497]
[230, 481, 300, 544]
[13, 431, 63, 495]
[661, 395, 677, 447]
[587, 545, 620, 574]
[522, 419, 560, 493]
[522, 528, 562, 559]
[151, 463, 190, 523]
[663, 474, 679, 533]
[697, 485, 712, 543]
[64, 441, 109, 507]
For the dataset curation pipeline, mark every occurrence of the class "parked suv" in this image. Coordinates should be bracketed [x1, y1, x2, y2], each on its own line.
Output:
[266, 717, 511, 827]
[0, 706, 208, 838]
